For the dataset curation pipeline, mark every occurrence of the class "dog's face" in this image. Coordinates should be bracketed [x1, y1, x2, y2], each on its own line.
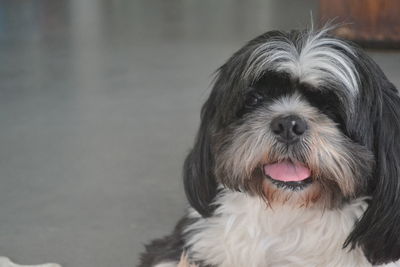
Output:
[183, 29, 400, 264]
[214, 73, 373, 208]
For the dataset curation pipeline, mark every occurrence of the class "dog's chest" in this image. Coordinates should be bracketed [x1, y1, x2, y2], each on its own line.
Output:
[184, 191, 370, 267]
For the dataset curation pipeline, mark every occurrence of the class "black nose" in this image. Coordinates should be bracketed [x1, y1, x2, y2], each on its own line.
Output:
[270, 115, 307, 143]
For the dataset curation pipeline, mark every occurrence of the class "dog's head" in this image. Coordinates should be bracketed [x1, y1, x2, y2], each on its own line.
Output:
[183, 28, 400, 264]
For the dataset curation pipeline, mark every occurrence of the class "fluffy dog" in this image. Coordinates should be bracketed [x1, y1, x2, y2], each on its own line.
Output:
[139, 27, 400, 267]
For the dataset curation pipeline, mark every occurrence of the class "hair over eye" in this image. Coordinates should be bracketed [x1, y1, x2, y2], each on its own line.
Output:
[245, 92, 264, 108]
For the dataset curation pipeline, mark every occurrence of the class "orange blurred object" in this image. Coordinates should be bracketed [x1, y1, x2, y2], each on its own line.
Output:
[320, 0, 400, 48]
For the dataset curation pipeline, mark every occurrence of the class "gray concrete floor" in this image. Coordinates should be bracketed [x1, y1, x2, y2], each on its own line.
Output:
[0, 1, 398, 267]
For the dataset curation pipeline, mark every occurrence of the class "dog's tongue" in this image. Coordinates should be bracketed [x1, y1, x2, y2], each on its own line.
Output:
[263, 161, 311, 182]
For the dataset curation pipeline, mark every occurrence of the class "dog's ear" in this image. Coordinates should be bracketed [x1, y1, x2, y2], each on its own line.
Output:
[345, 76, 400, 264]
[183, 91, 219, 217]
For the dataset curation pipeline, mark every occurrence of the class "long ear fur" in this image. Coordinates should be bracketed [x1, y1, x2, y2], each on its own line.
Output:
[183, 92, 218, 217]
[182, 49, 249, 217]
[345, 62, 400, 264]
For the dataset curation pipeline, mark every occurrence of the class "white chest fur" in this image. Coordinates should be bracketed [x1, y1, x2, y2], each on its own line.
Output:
[184, 190, 371, 267]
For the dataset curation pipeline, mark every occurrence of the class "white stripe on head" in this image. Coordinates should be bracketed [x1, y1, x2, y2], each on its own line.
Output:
[244, 27, 359, 99]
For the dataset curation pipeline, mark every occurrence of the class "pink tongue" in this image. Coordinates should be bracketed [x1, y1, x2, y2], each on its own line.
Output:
[263, 161, 311, 182]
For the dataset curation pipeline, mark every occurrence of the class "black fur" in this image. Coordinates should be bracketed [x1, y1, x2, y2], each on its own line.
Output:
[138, 217, 194, 267]
[139, 29, 400, 266]
[183, 94, 218, 217]
[343, 53, 400, 265]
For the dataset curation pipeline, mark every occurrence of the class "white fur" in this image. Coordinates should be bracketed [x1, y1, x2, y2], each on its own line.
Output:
[381, 263, 400, 267]
[244, 28, 359, 100]
[154, 263, 177, 267]
[184, 190, 371, 267]
[155, 254, 197, 267]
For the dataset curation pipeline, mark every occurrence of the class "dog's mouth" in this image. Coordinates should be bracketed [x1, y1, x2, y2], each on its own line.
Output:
[262, 160, 312, 190]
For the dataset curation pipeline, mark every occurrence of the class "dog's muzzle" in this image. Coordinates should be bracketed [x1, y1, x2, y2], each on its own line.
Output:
[270, 115, 307, 144]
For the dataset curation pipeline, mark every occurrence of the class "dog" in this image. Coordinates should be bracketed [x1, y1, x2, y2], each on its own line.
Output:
[139, 27, 400, 267]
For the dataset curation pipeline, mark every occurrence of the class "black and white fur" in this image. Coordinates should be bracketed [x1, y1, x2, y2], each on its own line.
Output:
[139, 27, 400, 267]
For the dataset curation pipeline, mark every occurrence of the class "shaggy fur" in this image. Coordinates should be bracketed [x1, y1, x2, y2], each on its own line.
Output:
[184, 190, 370, 267]
[139, 27, 400, 266]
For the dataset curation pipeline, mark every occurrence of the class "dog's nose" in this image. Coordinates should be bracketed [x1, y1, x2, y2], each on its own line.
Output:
[270, 115, 307, 143]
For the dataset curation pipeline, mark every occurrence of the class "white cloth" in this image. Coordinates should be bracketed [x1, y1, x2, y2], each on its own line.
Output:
[0, 257, 60, 267]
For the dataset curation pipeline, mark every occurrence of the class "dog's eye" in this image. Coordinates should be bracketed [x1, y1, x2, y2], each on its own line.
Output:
[245, 92, 264, 108]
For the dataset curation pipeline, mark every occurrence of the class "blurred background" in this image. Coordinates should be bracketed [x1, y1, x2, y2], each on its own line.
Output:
[0, 1, 398, 266]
